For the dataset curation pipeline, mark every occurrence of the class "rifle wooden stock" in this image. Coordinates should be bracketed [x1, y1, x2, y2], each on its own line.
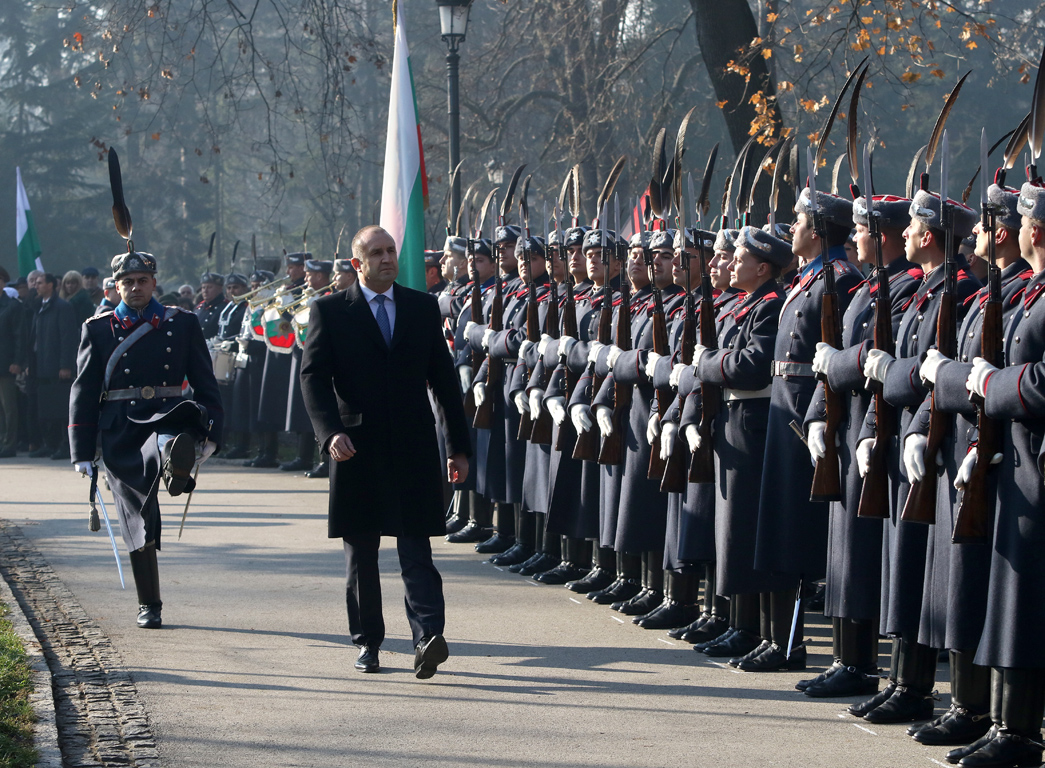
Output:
[689, 255, 719, 485]
[598, 273, 631, 466]
[463, 264, 486, 421]
[573, 279, 614, 462]
[811, 269, 844, 502]
[530, 257, 561, 447]
[554, 276, 581, 452]
[473, 271, 504, 430]
[647, 293, 671, 480]
[662, 285, 697, 494]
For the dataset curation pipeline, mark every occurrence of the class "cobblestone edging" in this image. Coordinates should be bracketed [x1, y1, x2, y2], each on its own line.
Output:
[0, 521, 160, 768]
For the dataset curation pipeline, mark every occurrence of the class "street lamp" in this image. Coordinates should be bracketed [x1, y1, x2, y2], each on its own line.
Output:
[436, 0, 472, 232]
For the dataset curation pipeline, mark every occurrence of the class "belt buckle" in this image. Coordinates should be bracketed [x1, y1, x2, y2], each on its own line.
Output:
[141, 386, 156, 400]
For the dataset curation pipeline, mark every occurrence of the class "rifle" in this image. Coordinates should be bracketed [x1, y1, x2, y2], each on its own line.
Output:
[598, 197, 632, 466]
[516, 176, 540, 441]
[463, 190, 497, 420]
[646, 236, 672, 481]
[530, 201, 557, 445]
[554, 171, 583, 452]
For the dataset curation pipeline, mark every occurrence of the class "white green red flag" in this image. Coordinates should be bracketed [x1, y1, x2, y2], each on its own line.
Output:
[16, 167, 43, 277]
[379, 4, 429, 292]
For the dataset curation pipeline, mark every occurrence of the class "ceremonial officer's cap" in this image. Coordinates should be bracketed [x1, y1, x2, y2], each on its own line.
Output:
[333, 259, 356, 274]
[673, 227, 716, 251]
[564, 226, 589, 248]
[444, 235, 467, 256]
[494, 225, 522, 245]
[225, 272, 249, 288]
[853, 195, 912, 230]
[305, 259, 334, 273]
[250, 269, 276, 283]
[103, 277, 116, 290]
[518, 236, 546, 258]
[200, 271, 225, 286]
[909, 189, 978, 238]
[649, 229, 677, 251]
[988, 184, 1022, 230]
[473, 239, 493, 258]
[111, 251, 157, 279]
[581, 228, 620, 252]
[628, 231, 652, 250]
[763, 223, 793, 242]
[547, 228, 563, 247]
[82, 266, 100, 278]
[736, 226, 793, 267]
[1017, 181, 1045, 222]
[714, 228, 739, 252]
[286, 252, 311, 266]
[796, 188, 855, 229]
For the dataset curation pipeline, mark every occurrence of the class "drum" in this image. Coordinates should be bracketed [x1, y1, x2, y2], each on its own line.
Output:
[208, 340, 237, 383]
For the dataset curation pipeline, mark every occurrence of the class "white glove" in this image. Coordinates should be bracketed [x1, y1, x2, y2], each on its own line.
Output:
[473, 381, 486, 408]
[518, 338, 534, 360]
[644, 351, 663, 381]
[570, 403, 592, 434]
[537, 333, 553, 357]
[465, 320, 482, 343]
[514, 390, 529, 415]
[856, 438, 875, 478]
[684, 424, 702, 453]
[692, 344, 708, 368]
[670, 363, 688, 388]
[904, 433, 929, 483]
[864, 348, 895, 384]
[458, 365, 473, 394]
[920, 348, 948, 386]
[587, 341, 605, 365]
[953, 448, 1003, 491]
[558, 335, 577, 360]
[546, 396, 567, 425]
[660, 421, 678, 461]
[74, 461, 94, 477]
[595, 405, 614, 437]
[812, 341, 839, 376]
[967, 357, 998, 399]
[528, 388, 544, 420]
[807, 420, 827, 465]
[199, 440, 218, 464]
[482, 328, 495, 350]
[605, 345, 623, 370]
[646, 411, 661, 446]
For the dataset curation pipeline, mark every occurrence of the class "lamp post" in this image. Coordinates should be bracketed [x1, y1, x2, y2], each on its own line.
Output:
[436, 0, 472, 231]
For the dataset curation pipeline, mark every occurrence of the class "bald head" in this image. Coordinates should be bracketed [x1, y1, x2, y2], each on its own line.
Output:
[350, 225, 399, 292]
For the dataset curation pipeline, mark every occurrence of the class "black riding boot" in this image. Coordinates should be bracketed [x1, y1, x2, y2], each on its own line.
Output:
[222, 431, 250, 459]
[703, 592, 760, 657]
[805, 618, 880, 697]
[280, 433, 316, 472]
[514, 512, 557, 575]
[639, 568, 700, 629]
[864, 636, 936, 724]
[589, 551, 642, 605]
[567, 543, 615, 593]
[913, 649, 991, 744]
[536, 536, 589, 584]
[798, 617, 843, 691]
[129, 543, 162, 629]
[736, 589, 806, 671]
[445, 490, 470, 535]
[475, 495, 514, 553]
[851, 636, 901, 717]
[955, 667, 1045, 767]
[448, 493, 492, 544]
[681, 564, 729, 643]
[615, 551, 663, 614]
[245, 432, 278, 467]
[490, 504, 533, 565]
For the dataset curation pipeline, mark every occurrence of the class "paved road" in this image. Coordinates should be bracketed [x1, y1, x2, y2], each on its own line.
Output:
[1, 458, 954, 768]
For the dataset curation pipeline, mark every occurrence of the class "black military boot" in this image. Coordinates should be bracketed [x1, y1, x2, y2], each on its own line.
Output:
[536, 537, 589, 584]
[244, 432, 279, 468]
[615, 552, 663, 614]
[704, 593, 760, 658]
[851, 637, 901, 717]
[638, 569, 700, 629]
[162, 433, 197, 497]
[222, 432, 250, 460]
[513, 513, 556, 574]
[948, 669, 1004, 764]
[957, 668, 1045, 768]
[280, 433, 316, 472]
[567, 544, 615, 593]
[806, 618, 881, 698]
[798, 617, 843, 691]
[305, 456, 330, 478]
[737, 590, 807, 671]
[129, 543, 162, 629]
[445, 491, 469, 535]
[589, 552, 642, 605]
[913, 650, 992, 744]
[475, 496, 513, 553]
[864, 638, 937, 724]
[447, 491, 491, 544]
[490, 505, 534, 566]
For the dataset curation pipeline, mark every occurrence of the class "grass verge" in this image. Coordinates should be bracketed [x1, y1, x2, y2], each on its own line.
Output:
[0, 600, 38, 768]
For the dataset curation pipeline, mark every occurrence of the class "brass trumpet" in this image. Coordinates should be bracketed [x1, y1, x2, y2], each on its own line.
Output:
[233, 275, 290, 305]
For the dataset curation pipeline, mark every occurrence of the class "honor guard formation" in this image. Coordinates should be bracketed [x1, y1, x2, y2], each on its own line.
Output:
[0, 46, 1044, 768]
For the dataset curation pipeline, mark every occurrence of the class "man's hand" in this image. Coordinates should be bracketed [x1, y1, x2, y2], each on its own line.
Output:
[481, 328, 495, 350]
[464, 320, 480, 339]
[518, 338, 534, 360]
[646, 411, 661, 446]
[473, 381, 486, 408]
[558, 335, 577, 360]
[692, 344, 708, 369]
[807, 421, 827, 465]
[537, 334, 554, 357]
[856, 438, 875, 478]
[659, 421, 678, 461]
[328, 433, 357, 462]
[595, 405, 614, 437]
[669, 363, 688, 389]
[570, 404, 592, 434]
[684, 424, 701, 453]
[954, 449, 1003, 491]
[513, 391, 528, 415]
[59, 368, 72, 380]
[605, 345, 623, 370]
[644, 352, 662, 381]
[812, 342, 839, 376]
[920, 349, 947, 386]
[447, 453, 469, 484]
[967, 357, 998, 399]
[863, 349, 895, 384]
[587, 341, 605, 365]
[528, 389, 544, 420]
[546, 396, 567, 425]
[458, 366, 473, 394]
[903, 433, 939, 483]
[74, 461, 94, 478]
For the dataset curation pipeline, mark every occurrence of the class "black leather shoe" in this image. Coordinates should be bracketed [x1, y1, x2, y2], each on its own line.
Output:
[475, 532, 515, 554]
[738, 643, 807, 672]
[414, 635, 449, 680]
[913, 705, 993, 746]
[615, 589, 664, 615]
[514, 552, 558, 576]
[534, 562, 588, 585]
[566, 567, 615, 594]
[704, 628, 760, 658]
[279, 457, 313, 472]
[947, 726, 998, 764]
[305, 462, 329, 479]
[489, 543, 534, 566]
[445, 516, 468, 536]
[729, 639, 772, 668]
[611, 587, 651, 613]
[694, 626, 736, 652]
[862, 685, 935, 724]
[354, 646, 380, 673]
[636, 600, 699, 630]
[958, 729, 1043, 768]
[797, 661, 843, 691]
[589, 578, 642, 605]
[849, 681, 897, 717]
[805, 665, 881, 698]
[684, 616, 731, 646]
[670, 614, 709, 640]
[446, 520, 490, 544]
[163, 433, 196, 496]
[137, 602, 162, 629]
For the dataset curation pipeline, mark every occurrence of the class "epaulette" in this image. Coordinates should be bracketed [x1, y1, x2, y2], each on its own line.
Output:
[667, 304, 685, 319]
[957, 269, 972, 282]
[851, 279, 869, 295]
[906, 268, 924, 280]
[1024, 281, 1045, 310]
[88, 308, 115, 324]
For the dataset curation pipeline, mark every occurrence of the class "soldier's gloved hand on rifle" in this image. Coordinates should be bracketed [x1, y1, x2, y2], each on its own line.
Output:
[812, 342, 840, 377]
[920, 349, 948, 386]
[660, 421, 677, 461]
[644, 351, 663, 381]
[587, 341, 605, 365]
[684, 424, 702, 453]
[473, 381, 486, 408]
[807, 421, 827, 465]
[966, 356, 998, 399]
[528, 389, 544, 420]
[856, 438, 875, 478]
[646, 411, 661, 446]
[465, 320, 481, 339]
[605, 345, 623, 370]
[863, 349, 895, 383]
[546, 396, 566, 425]
[74, 462, 94, 478]
[481, 328, 495, 350]
[669, 363, 688, 388]
[570, 403, 592, 434]
[954, 447, 1003, 491]
[513, 390, 529, 415]
[558, 335, 576, 360]
[199, 440, 218, 464]
[904, 433, 942, 483]
[691, 344, 708, 369]
[537, 334, 554, 357]
[518, 339, 534, 360]
[594, 405, 614, 437]
[458, 366, 473, 394]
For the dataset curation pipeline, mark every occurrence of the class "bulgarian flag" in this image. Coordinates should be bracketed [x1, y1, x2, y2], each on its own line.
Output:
[16, 167, 43, 277]
[379, 2, 429, 292]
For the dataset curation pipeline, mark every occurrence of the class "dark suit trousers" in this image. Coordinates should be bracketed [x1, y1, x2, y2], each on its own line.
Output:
[343, 534, 444, 648]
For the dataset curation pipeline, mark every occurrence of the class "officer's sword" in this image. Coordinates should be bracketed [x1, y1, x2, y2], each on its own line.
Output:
[88, 465, 126, 588]
[177, 465, 200, 540]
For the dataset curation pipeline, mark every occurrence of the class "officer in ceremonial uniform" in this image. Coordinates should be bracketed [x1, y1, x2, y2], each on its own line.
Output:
[99, 278, 120, 312]
[195, 272, 228, 339]
[333, 259, 357, 292]
[215, 273, 250, 457]
[237, 270, 278, 466]
[69, 251, 223, 628]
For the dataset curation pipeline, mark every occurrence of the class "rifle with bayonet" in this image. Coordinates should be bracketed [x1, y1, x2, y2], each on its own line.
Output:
[598, 196, 632, 466]
[530, 201, 557, 446]
[517, 176, 541, 441]
[464, 189, 498, 420]
[555, 167, 583, 453]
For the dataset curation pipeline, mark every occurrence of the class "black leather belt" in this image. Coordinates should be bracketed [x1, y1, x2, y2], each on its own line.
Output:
[771, 361, 815, 378]
[103, 386, 183, 401]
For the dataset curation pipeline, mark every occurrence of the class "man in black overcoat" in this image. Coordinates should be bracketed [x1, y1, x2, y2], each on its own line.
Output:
[300, 225, 471, 679]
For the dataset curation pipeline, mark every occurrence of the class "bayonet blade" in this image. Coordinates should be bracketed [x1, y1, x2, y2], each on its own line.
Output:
[940, 130, 950, 208]
[806, 146, 820, 212]
[980, 128, 990, 209]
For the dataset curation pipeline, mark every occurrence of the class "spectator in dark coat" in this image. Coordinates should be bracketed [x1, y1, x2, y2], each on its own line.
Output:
[28, 273, 78, 459]
[0, 266, 25, 457]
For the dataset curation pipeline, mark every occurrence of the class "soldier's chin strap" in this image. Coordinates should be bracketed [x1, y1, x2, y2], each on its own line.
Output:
[86, 463, 126, 589]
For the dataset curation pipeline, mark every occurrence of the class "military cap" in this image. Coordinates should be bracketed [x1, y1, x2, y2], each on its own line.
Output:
[305, 259, 334, 273]
[225, 272, 249, 288]
[714, 228, 739, 252]
[763, 223, 793, 242]
[628, 231, 652, 250]
[910, 189, 978, 239]
[1017, 182, 1045, 223]
[250, 269, 276, 283]
[494, 225, 522, 245]
[81, 266, 100, 278]
[111, 251, 157, 279]
[200, 271, 224, 286]
[853, 194, 912, 230]
[286, 252, 311, 266]
[673, 227, 716, 251]
[444, 235, 467, 256]
[423, 251, 442, 268]
[988, 184, 1022, 231]
[796, 187, 855, 229]
[564, 226, 589, 248]
[102, 277, 117, 290]
[333, 259, 356, 274]
[473, 239, 493, 258]
[547, 229, 563, 247]
[518, 236, 546, 258]
[736, 226, 793, 267]
[581, 228, 618, 252]
[649, 229, 677, 252]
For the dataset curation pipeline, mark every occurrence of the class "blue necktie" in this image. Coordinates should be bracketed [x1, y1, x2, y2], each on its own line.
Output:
[374, 294, 392, 346]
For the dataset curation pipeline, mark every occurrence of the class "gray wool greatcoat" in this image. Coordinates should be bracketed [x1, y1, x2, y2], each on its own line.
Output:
[300, 281, 471, 539]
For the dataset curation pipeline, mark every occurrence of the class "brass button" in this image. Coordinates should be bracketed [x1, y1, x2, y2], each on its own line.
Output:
[124, 368, 130, 374]
[166, 347, 172, 353]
